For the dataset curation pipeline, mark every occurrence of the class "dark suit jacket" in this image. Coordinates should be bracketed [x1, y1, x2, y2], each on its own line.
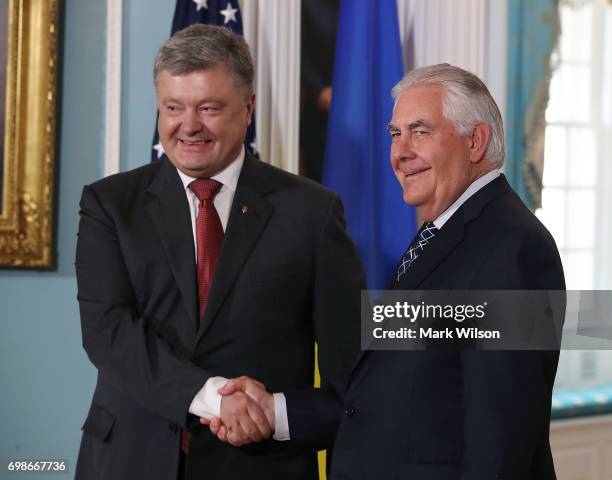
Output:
[286, 175, 565, 479]
[74, 153, 365, 480]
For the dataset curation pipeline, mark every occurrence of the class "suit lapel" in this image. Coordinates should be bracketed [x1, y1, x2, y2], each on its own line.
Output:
[347, 175, 512, 381]
[196, 154, 275, 343]
[394, 174, 512, 290]
[145, 159, 199, 332]
[395, 215, 465, 290]
[347, 218, 465, 377]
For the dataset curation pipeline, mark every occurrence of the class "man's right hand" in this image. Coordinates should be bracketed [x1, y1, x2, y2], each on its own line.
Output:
[202, 376, 275, 446]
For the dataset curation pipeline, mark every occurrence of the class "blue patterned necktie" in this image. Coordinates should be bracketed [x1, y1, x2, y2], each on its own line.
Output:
[396, 222, 439, 283]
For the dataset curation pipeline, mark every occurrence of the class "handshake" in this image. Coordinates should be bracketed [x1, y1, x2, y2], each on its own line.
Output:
[201, 376, 276, 447]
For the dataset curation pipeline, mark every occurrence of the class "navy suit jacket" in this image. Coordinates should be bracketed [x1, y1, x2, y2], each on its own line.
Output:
[286, 175, 565, 480]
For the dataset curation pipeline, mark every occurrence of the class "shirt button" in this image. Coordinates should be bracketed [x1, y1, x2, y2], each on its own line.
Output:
[168, 423, 179, 433]
[344, 406, 356, 417]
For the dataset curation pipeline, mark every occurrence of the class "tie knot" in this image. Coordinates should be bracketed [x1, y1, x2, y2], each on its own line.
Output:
[419, 222, 438, 240]
[189, 178, 222, 202]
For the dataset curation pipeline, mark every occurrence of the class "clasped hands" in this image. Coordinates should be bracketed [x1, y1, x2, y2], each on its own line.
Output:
[200, 376, 275, 447]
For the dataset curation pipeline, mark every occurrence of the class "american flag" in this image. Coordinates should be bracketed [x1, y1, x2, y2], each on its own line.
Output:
[151, 0, 257, 162]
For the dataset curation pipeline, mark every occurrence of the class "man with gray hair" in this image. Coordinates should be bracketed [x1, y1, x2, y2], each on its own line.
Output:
[208, 64, 565, 479]
[75, 24, 364, 480]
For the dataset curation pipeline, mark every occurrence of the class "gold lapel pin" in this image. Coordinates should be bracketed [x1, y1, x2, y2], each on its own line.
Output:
[241, 206, 248, 214]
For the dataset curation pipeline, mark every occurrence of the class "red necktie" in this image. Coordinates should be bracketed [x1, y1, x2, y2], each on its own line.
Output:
[189, 178, 224, 322]
[182, 178, 223, 455]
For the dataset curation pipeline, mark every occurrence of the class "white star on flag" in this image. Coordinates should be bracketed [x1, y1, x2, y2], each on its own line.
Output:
[220, 2, 238, 24]
[153, 142, 165, 159]
[250, 138, 258, 155]
[192, 0, 208, 11]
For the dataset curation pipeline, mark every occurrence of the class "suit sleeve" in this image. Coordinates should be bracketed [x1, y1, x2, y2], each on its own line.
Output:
[279, 194, 363, 452]
[284, 381, 346, 451]
[312, 193, 366, 384]
[76, 185, 209, 428]
[460, 230, 565, 479]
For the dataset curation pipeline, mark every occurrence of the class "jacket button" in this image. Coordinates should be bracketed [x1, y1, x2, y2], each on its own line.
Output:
[344, 406, 356, 417]
[168, 423, 179, 433]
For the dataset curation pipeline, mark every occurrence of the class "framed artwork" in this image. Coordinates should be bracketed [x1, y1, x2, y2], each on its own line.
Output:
[0, 0, 59, 268]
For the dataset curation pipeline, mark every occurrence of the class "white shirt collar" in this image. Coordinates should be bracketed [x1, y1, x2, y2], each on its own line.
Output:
[433, 169, 501, 229]
[175, 146, 245, 193]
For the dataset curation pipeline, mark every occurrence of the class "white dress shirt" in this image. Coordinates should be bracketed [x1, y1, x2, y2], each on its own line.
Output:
[177, 148, 244, 421]
[273, 169, 501, 441]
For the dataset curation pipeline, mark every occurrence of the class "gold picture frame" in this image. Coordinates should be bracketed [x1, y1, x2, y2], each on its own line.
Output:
[0, 0, 59, 268]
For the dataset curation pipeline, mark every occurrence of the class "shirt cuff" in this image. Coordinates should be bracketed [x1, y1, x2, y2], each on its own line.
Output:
[272, 392, 290, 441]
[188, 376, 228, 419]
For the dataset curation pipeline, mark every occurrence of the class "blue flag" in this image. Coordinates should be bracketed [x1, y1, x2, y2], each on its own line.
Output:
[152, 0, 257, 162]
[323, 0, 417, 289]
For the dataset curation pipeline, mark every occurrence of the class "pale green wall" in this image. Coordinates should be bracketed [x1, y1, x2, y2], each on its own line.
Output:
[121, 1, 173, 172]
[0, 1, 173, 477]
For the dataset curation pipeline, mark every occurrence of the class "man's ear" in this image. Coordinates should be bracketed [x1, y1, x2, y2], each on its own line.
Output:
[246, 94, 256, 125]
[469, 122, 491, 164]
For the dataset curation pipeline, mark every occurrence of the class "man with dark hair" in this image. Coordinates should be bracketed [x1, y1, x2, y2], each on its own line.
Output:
[209, 64, 565, 480]
[75, 24, 364, 480]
